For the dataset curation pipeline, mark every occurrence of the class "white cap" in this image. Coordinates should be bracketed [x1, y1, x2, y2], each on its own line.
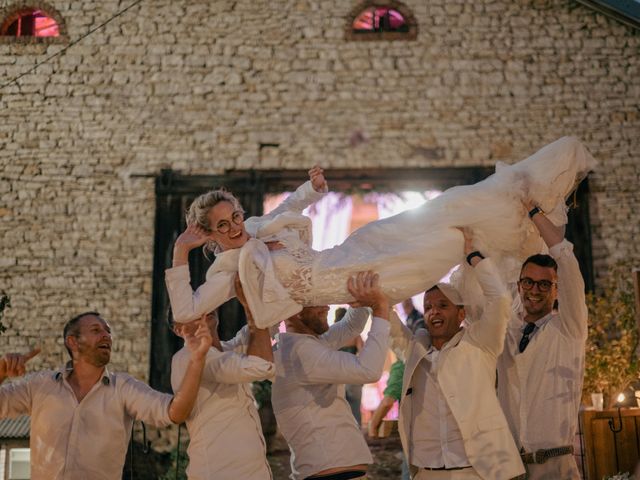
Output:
[433, 283, 464, 306]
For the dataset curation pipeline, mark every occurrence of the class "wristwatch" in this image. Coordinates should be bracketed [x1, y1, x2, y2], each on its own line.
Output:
[528, 206, 542, 218]
[466, 251, 485, 266]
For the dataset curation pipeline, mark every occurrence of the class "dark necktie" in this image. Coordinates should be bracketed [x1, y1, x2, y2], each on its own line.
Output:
[518, 323, 536, 353]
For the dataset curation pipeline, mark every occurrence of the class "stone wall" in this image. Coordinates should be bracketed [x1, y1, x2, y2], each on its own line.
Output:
[0, 0, 639, 378]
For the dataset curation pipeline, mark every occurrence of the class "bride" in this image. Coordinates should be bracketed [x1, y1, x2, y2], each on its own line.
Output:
[165, 136, 595, 328]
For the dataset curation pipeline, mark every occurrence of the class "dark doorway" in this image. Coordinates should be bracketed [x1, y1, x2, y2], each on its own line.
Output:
[149, 167, 593, 392]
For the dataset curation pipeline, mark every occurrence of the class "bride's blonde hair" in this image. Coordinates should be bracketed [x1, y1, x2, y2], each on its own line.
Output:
[186, 189, 243, 255]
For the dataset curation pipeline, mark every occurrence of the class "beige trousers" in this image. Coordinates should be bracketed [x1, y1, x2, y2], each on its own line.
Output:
[413, 468, 482, 480]
[524, 455, 580, 480]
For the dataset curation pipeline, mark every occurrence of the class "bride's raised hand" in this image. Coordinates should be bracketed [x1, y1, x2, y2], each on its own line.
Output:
[175, 224, 212, 252]
[173, 224, 213, 266]
[308, 165, 327, 192]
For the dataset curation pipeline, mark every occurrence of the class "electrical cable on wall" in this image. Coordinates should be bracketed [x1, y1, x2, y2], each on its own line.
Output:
[0, 0, 145, 91]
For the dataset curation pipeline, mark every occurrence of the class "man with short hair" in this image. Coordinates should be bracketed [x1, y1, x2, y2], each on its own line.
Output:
[271, 271, 390, 480]
[0, 311, 210, 480]
[170, 276, 276, 480]
[390, 231, 525, 479]
[497, 203, 588, 479]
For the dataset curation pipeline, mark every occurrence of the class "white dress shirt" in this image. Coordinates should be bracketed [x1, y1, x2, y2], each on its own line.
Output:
[497, 240, 587, 475]
[391, 258, 525, 480]
[410, 344, 470, 468]
[272, 308, 390, 480]
[171, 326, 275, 480]
[0, 366, 173, 480]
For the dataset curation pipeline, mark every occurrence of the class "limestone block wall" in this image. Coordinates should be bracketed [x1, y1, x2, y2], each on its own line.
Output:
[0, 0, 638, 378]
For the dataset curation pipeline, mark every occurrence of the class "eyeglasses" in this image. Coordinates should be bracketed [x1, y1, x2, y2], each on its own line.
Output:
[214, 210, 244, 234]
[518, 277, 556, 292]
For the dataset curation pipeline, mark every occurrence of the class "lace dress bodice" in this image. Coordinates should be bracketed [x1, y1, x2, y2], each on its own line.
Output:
[270, 237, 318, 305]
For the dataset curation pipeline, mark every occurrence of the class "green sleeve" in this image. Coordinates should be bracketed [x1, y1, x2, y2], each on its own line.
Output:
[383, 360, 405, 402]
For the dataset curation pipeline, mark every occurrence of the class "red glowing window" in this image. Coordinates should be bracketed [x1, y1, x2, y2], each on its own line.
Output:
[1, 9, 60, 37]
[352, 7, 408, 33]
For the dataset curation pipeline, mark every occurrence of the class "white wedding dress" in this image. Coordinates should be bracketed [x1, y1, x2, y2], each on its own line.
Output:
[166, 136, 595, 327]
[270, 136, 594, 307]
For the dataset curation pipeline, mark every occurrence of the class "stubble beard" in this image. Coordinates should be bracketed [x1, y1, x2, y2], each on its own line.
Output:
[77, 341, 111, 368]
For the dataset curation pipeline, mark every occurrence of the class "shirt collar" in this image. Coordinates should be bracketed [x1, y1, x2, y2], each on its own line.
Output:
[427, 329, 464, 354]
[53, 362, 111, 386]
[520, 311, 555, 332]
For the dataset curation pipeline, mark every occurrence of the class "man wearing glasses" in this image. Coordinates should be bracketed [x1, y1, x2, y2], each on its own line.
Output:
[497, 202, 588, 479]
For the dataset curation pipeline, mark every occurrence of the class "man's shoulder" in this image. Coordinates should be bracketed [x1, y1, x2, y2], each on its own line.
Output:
[108, 372, 170, 400]
[108, 371, 154, 390]
[278, 333, 319, 356]
[540, 311, 585, 341]
[401, 329, 431, 363]
[173, 345, 237, 369]
[31, 369, 58, 379]
[171, 346, 190, 361]
[4, 370, 57, 387]
[108, 371, 137, 385]
[171, 345, 216, 370]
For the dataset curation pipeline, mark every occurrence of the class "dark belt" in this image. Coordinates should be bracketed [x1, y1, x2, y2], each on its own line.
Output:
[520, 445, 573, 464]
[305, 470, 367, 480]
[424, 466, 472, 471]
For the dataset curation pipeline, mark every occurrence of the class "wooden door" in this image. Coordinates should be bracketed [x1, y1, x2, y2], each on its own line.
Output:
[582, 409, 640, 479]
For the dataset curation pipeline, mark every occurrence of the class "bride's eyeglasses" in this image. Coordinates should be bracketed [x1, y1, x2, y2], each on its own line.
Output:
[215, 210, 244, 234]
[518, 277, 556, 292]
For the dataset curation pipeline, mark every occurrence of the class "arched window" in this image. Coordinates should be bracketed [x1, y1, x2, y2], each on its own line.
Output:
[1, 8, 59, 37]
[353, 7, 408, 32]
[0, 3, 66, 43]
[346, 1, 417, 41]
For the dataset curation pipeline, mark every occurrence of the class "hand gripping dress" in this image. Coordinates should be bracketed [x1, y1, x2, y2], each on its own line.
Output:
[165, 136, 595, 328]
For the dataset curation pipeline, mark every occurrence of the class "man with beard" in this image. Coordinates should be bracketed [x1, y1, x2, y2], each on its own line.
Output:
[390, 231, 525, 480]
[0, 311, 210, 480]
[497, 203, 588, 479]
[271, 271, 390, 480]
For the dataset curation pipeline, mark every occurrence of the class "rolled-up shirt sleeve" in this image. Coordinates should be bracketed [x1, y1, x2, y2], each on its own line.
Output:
[119, 374, 173, 427]
[0, 375, 34, 418]
[172, 347, 275, 389]
[204, 350, 276, 383]
[297, 316, 390, 385]
[165, 264, 236, 323]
